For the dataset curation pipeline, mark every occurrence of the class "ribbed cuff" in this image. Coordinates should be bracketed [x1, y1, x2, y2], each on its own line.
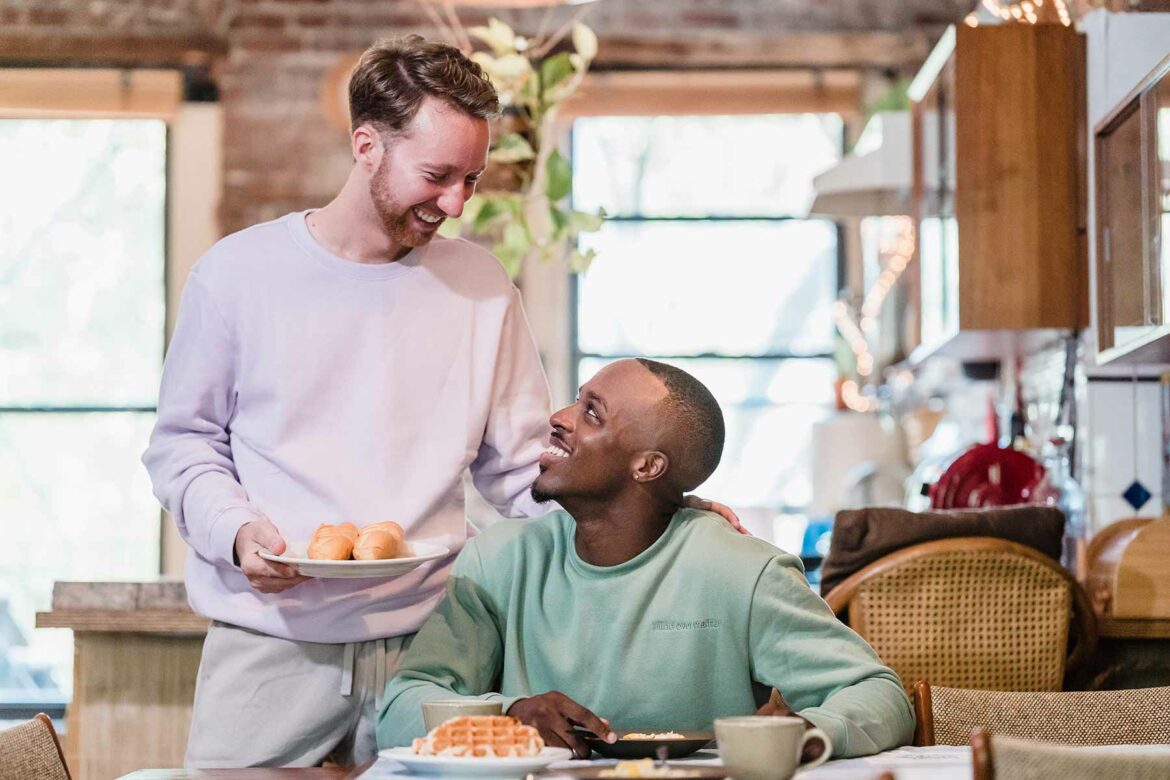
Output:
[207, 505, 264, 568]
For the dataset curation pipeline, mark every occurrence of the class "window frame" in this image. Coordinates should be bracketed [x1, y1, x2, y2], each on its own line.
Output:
[568, 112, 848, 513]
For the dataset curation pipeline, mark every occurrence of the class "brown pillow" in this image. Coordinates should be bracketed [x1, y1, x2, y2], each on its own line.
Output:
[819, 504, 1066, 596]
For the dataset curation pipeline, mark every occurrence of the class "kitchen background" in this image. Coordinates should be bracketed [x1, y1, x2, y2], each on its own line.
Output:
[1, 0, 1168, 764]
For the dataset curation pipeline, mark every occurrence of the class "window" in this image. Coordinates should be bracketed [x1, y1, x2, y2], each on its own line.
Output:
[571, 114, 842, 512]
[0, 119, 166, 714]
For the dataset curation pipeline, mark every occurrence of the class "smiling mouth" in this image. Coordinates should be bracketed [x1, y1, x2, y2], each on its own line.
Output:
[413, 207, 444, 225]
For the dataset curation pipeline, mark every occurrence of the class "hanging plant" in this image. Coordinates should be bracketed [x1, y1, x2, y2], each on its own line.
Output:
[436, 17, 606, 277]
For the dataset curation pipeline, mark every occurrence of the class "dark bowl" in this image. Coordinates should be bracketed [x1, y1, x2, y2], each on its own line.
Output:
[583, 731, 715, 760]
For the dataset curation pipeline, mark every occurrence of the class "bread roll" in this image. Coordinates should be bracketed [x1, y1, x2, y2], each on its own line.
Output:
[307, 523, 356, 560]
[353, 521, 406, 560]
[336, 522, 359, 542]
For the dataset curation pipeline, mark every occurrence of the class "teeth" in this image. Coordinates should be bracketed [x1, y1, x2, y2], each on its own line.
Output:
[544, 445, 569, 459]
[414, 208, 443, 224]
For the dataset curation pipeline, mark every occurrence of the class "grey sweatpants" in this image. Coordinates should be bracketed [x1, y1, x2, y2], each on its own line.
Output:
[185, 621, 414, 768]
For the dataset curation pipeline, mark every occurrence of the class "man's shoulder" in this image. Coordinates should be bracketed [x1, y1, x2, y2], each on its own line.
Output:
[468, 512, 568, 558]
[190, 214, 293, 286]
[422, 237, 516, 295]
[680, 509, 803, 575]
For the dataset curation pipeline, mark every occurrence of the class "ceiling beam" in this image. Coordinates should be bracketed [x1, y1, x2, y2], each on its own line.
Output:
[594, 30, 934, 71]
[0, 34, 227, 68]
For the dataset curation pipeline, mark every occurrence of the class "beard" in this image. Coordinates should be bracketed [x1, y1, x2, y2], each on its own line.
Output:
[530, 482, 556, 505]
[369, 155, 434, 249]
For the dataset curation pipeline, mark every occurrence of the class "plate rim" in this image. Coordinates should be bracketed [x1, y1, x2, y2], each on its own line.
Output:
[379, 744, 573, 765]
[258, 539, 450, 567]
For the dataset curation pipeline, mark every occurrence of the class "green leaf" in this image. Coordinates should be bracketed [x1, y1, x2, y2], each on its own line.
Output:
[572, 22, 598, 61]
[473, 197, 509, 232]
[490, 133, 536, 163]
[568, 247, 596, 273]
[566, 207, 605, 234]
[437, 216, 463, 239]
[545, 149, 572, 203]
[548, 204, 569, 238]
[540, 53, 575, 98]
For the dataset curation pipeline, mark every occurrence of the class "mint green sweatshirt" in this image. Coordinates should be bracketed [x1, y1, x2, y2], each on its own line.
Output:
[377, 509, 913, 758]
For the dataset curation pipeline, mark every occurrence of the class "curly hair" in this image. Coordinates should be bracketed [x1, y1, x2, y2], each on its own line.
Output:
[348, 35, 500, 135]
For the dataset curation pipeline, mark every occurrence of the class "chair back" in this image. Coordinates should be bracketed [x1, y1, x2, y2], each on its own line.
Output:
[970, 727, 1170, 780]
[913, 680, 1170, 746]
[824, 537, 1096, 691]
[0, 714, 71, 780]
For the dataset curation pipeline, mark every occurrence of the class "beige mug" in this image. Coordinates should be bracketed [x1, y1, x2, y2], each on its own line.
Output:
[715, 716, 831, 780]
[421, 699, 504, 732]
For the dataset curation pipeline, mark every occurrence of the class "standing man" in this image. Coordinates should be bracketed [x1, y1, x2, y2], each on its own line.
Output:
[144, 35, 554, 769]
[144, 35, 736, 768]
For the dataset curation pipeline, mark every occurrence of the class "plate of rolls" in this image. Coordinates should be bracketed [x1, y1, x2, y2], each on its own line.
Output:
[259, 521, 449, 578]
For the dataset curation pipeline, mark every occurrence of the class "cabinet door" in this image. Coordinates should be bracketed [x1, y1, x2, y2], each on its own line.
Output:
[1097, 102, 1149, 352]
[1153, 74, 1170, 327]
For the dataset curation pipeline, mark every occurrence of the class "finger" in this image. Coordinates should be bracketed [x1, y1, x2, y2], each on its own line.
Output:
[560, 698, 615, 743]
[243, 554, 301, 579]
[550, 719, 592, 759]
[248, 519, 288, 556]
[250, 575, 309, 593]
[536, 721, 572, 752]
[682, 495, 711, 510]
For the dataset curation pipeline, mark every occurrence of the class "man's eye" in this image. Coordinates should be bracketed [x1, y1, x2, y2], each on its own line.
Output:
[585, 407, 599, 420]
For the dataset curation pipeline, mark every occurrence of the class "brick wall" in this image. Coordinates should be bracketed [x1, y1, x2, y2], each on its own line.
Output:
[0, 0, 971, 234]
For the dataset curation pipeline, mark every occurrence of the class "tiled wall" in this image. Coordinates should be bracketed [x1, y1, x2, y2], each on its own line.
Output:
[1081, 377, 1164, 533]
[1022, 338, 1165, 537]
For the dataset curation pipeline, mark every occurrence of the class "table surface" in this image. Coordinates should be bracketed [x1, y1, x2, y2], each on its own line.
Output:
[118, 747, 974, 780]
[118, 744, 1170, 780]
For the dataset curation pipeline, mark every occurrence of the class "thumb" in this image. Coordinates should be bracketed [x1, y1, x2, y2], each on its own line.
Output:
[252, 520, 286, 554]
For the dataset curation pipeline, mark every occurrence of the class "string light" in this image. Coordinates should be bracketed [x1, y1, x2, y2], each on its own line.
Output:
[974, 0, 1071, 26]
[833, 217, 915, 412]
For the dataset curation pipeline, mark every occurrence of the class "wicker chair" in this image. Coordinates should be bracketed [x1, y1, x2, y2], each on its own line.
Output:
[912, 680, 1170, 746]
[823, 537, 1096, 692]
[0, 714, 71, 780]
[970, 727, 1170, 780]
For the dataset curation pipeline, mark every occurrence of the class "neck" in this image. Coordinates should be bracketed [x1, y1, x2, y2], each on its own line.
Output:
[307, 169, 410, 264]
[565, 489, 681, 567]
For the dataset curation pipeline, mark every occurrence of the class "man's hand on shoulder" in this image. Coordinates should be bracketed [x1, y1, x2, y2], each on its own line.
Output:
[507, 691, 615, 759]
[234, 518, 310, 594]
[683, 496, 749, 535]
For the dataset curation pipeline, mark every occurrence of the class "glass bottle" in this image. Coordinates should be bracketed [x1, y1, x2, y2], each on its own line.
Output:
[1032, 437, 1086, 578]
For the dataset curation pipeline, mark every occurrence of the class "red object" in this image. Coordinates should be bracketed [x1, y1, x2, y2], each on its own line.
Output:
[929, 443, 1045, 509]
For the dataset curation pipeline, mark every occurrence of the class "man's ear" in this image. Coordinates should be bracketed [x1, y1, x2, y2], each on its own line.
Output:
[631, 451, 669, 484]
[352, 124, 383, 171]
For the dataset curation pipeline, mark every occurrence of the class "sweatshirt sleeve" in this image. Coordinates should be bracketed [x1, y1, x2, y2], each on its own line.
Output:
[377, 540, 517, 748]
[748, 557, 914, 758]
[141, 270, 262, 568]
[467, 286, 553, 519]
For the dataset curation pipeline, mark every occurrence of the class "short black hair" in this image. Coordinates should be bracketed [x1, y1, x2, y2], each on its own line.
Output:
[635, 358, 725, 492]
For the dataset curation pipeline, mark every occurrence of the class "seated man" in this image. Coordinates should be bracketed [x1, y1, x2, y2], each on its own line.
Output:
[377, 358, 914, 759]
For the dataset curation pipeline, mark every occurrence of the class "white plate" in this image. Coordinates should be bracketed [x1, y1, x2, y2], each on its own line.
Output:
[379, 745, 573, 776]
[259, 540, 449, 578]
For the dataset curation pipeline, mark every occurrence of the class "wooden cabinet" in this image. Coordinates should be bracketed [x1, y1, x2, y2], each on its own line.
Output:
[1095, 53, 1170, 363]
[909, 24, 1088, 363]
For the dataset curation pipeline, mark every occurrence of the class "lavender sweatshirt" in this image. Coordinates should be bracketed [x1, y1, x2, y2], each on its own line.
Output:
[143, 211, 552, 642]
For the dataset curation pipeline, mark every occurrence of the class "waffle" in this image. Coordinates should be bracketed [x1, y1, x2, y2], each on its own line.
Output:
[412, 715, 545, 758]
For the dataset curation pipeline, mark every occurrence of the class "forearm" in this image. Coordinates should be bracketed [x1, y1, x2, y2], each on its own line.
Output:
[798, 674, 914, 758]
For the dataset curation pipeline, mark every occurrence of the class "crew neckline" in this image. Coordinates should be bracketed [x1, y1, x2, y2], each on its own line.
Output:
[566, 509, 696, 579]
[286, 209, 428, 281]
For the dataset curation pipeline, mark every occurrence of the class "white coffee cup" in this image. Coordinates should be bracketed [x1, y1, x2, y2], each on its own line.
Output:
[715, 716, 831, 780]
[421, 699, 504, 732]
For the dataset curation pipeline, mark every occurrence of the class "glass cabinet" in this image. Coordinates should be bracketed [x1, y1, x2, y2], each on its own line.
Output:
[1095, 54, 1170, 362]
